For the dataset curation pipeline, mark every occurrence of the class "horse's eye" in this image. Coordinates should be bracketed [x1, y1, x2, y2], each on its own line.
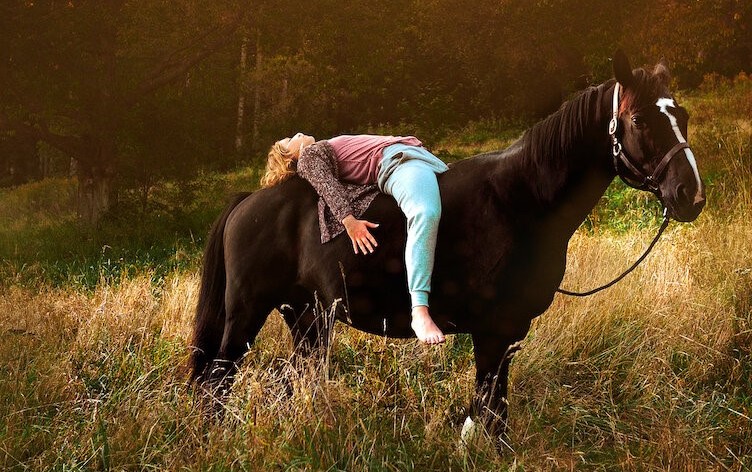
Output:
[631, 114, 645, 129]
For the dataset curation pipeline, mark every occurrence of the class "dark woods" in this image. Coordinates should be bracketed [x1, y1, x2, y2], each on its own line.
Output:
[1, 0, 750, 221]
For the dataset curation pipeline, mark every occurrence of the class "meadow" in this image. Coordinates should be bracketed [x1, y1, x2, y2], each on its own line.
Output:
[1, 77, 750, 470]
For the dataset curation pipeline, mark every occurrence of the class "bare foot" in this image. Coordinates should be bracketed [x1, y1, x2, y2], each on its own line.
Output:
[411, 306, 445, 344]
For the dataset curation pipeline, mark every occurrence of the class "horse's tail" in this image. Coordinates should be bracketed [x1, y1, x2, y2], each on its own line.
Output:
[189, 192, 251, 383]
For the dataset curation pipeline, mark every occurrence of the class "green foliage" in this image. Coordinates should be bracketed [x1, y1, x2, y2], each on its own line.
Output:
[1, 211, 200, 290]
[584, 181, 665, 234]
[0, 167, 260, 289]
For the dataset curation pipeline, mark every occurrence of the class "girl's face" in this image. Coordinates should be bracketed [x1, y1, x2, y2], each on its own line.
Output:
[279, 133, 315, 159]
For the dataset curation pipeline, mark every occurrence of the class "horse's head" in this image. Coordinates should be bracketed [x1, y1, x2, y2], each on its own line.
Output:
[610, 50, 706, 222]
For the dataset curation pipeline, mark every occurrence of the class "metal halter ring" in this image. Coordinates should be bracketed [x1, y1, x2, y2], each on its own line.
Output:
[608, 117, 618, 136]
[612, 141, 622, 157]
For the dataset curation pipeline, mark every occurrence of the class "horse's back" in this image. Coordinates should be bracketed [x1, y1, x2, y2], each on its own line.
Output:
[219, 158, 558, 337]
[222, 178, 320, 297]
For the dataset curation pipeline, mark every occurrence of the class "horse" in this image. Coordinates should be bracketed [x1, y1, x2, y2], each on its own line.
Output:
[188, 50, 706, 444]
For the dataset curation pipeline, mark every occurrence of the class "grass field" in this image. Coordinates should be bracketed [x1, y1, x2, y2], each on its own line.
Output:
[1, 77, 750, 470]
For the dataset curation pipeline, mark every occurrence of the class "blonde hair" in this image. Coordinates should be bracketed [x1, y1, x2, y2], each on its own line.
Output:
[260, 141, 298, 188]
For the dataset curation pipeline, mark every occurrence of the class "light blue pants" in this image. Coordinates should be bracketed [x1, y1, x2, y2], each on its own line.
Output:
[377, 144, 448, 308]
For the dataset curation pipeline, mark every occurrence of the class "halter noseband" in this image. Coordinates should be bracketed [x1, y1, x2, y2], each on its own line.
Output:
[609, 82, 690, 195]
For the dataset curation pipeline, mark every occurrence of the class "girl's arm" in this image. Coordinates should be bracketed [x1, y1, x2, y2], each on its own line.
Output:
[341, 215, 379, 254]
[297, 143, 378, 254]
[297, 142, 353, 223]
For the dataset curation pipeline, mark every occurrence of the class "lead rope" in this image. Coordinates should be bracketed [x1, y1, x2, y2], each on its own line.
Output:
[557, 209, 670, 297]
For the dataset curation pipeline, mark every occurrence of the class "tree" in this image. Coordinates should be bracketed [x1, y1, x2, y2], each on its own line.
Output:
[0, 1, 244, 223]
[624, 0, 752, 86]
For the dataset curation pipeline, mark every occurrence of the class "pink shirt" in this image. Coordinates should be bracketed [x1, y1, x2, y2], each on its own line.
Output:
[326, 135, 423, 185]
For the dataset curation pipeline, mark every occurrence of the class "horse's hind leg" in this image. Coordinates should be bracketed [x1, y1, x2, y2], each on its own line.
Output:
[204, 288, 274, 398]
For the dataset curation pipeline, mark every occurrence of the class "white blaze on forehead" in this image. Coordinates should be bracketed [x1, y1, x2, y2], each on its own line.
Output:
[656, 98, 683, 141]
[656, 97, 703, 189]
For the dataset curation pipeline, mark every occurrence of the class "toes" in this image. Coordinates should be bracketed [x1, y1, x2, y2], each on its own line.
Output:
[418, 332, 446, 345]
[429, 334, 444, 345]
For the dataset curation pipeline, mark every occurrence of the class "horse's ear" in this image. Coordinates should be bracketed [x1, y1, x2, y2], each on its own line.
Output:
[613, 49, 634, 88]
[654, 58, 671, 87]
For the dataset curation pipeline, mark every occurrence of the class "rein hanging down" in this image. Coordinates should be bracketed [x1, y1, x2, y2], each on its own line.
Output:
[556, 209, 670, 297]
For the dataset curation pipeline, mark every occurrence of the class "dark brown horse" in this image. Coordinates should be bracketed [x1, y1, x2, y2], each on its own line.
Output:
[189, 51, 705, 443]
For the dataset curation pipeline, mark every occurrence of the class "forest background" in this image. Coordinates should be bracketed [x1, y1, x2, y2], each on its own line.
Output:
[1, 1, 751, 470]
[2, 0, 750, 222]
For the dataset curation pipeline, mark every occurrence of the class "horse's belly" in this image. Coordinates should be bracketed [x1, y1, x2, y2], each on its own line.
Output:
[341, 270, 415, 338]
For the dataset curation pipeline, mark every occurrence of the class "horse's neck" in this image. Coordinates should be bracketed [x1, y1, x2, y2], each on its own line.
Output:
[494, 83, 616, 236]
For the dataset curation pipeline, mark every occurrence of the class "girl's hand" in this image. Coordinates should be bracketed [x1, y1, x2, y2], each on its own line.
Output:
[342, 215, 379, 254]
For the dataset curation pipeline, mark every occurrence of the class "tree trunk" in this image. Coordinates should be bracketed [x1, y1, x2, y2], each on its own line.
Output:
[251, 29, 262, 149]
[75, 134, 115, 226]
[235, 35, 249, 152]
[77, 169, 111, 225]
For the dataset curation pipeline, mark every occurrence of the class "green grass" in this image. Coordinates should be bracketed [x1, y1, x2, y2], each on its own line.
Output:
[0, 167, 262, 289]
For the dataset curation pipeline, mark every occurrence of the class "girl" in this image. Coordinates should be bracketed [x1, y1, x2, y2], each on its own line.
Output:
[261, 133, 448, 344]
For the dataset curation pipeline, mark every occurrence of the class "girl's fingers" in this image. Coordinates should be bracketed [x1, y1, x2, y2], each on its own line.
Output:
[350, 226, 378, 255]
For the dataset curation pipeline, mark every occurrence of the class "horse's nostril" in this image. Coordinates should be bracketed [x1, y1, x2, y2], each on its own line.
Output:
[674, 183, 705, 219]
[675, 184, 691, 207]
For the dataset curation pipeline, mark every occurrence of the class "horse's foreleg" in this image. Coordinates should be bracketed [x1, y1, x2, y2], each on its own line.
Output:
[467, 333, 523, 449]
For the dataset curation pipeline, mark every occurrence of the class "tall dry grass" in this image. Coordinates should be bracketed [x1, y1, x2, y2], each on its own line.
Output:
[1, 80, 750, 470]
[2, 210, 749, 470]
[511, 210, 751, 469]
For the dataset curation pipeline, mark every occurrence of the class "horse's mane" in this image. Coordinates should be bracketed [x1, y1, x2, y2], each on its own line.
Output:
[518, 82, 606, 201]
[526, 84, 603, 162]
[519, 68, 662, 202]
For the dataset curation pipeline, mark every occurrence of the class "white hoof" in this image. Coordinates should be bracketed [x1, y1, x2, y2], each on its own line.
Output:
[460, 416, 478, 447]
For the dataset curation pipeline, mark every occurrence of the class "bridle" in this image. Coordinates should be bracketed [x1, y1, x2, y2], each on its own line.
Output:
[556, 81, 683, 297]
[609, 82, 690, 195]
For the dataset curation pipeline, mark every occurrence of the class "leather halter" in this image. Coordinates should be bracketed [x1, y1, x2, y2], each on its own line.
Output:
[609, 82, 690, 195]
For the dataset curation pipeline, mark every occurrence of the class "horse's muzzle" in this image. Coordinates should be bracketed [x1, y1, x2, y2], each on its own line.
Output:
[666, 183, 706, 222]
